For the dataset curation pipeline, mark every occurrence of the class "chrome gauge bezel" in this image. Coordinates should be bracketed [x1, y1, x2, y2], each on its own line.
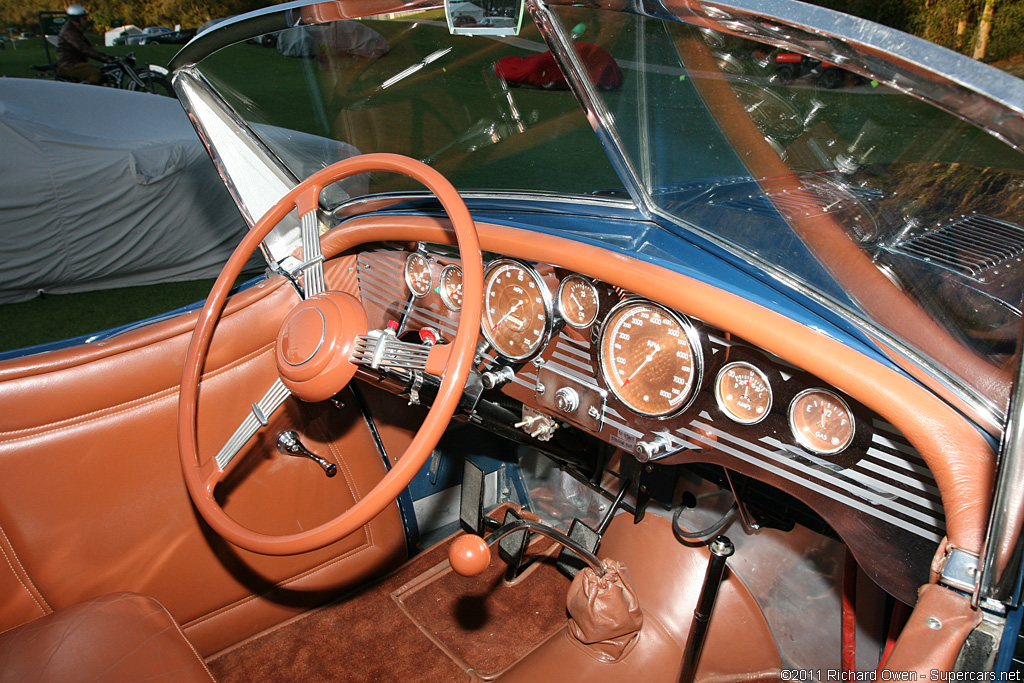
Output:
[439, 264, 464, 311]
[598, 299, 704, 419]
[787, 388, 856, 455]
[714, 361, 773, 425]
[480, 259, 554, 361]
[556, 274, 600, 329]
[403, 252, 432, 298]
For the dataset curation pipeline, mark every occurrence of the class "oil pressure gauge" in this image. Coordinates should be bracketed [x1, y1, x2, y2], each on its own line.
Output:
[715, 362, 772, 424]
[404, 252, 432, 298]
[557, 275, 599, 328]
[788, 389, 855, 455]
[439, 264, 463, 310]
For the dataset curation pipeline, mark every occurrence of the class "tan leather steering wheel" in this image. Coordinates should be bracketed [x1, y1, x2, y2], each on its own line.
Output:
[177, 153, 483, 555]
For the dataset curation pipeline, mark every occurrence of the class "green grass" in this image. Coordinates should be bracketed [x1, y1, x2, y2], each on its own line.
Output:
[0, 35, 181, 78]
[0, 279, 219, 353]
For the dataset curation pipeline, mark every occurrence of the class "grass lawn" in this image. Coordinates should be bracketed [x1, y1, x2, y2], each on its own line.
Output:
[0, 39, 219, 355]
[0, 280, 219, 354]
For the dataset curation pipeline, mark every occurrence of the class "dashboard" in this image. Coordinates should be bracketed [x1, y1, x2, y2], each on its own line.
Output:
[353, 243, 946, 603]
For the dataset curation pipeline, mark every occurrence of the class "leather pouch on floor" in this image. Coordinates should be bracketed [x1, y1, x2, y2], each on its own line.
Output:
[566, 558, 643, 663]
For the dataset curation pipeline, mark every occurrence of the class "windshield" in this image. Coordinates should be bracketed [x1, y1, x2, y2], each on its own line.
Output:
[194, 12, 622, 201]
[541, 4, 1024, 410]
[187, 1, 1024, 412]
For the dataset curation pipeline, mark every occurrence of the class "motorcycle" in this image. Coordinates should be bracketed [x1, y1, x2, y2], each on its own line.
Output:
[31, 52, 175, 98]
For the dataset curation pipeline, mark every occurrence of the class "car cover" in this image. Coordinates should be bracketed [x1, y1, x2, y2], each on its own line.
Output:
[0, 79, 249, 303]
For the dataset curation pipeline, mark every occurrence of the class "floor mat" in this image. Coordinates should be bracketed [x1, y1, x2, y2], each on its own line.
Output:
[208, 527, 570, 682]
[393, 541, 571, 679]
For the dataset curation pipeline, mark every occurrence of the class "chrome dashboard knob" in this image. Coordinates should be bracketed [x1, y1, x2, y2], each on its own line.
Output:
[555, 387, 579, 413]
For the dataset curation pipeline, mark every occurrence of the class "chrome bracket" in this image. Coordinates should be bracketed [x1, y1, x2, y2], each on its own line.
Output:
[940, 548, 981, 594]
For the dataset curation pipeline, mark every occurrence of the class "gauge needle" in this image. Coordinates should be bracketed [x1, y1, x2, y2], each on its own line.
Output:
[570, 292, 582, 309]
[743, 377, 750, 399]
[491, 300, 523, 330]
[622, 344, 660, 387]
[821, 405, 826, 428]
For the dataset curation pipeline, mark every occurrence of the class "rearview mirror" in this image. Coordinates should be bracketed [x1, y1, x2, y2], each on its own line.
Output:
[445, 0, 524, 36]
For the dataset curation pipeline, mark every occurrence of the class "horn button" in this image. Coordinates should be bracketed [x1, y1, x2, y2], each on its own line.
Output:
[275, 292, 368, 402]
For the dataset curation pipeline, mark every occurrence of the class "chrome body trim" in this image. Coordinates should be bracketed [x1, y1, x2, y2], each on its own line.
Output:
[979, 335, 1024, 605]
[173, 68, 301, 264]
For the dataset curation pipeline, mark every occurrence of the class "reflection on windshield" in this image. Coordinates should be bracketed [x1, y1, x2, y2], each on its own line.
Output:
[196, 13, 622, 202]
[545, 5, 1024, 407]
[193, 5, 1024, 409]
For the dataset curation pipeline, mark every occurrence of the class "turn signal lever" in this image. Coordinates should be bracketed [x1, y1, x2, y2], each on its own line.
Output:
[449, 518, 605, 577]
[276, 431, 337, 477]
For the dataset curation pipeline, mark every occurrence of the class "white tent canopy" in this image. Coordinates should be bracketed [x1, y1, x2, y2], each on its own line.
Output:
[0, 79, 250, 304]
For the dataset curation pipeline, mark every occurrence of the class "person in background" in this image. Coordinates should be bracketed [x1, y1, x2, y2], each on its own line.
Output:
[56, 5, 111, 84]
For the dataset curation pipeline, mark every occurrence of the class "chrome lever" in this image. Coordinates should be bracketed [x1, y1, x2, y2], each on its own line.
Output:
[276, 431, 337, 478]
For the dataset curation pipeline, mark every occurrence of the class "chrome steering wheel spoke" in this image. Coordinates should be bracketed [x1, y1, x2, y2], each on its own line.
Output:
[214, 378, 292, 472]
[299, 209, 326, 298]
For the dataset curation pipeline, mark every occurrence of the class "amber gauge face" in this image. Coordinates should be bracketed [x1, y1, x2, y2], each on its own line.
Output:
[557, 275, 600, 328]
[404, 252, 432, 298]
[715, 362, 772, 425]
[481, 260, 552, 360]
[600, 301, 702, 417]
[439, 265, 464, 311]
[788, 389, 855, 455]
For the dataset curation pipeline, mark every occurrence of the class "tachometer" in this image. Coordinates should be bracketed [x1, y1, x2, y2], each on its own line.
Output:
[439, 264, 463, 311]
[715, 362, 772, 424]
[557, 275, 599, 328]
[481, 260, 552, 360]
[599, 301, 703, 417]
[404, 252, 432, 298]
[788, 389, 855, 455]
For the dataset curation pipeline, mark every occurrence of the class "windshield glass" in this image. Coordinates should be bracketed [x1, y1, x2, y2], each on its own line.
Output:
[544, 3, 1024, 409]
[190, 2, 1024, 410]
[195, 12, 622, 201]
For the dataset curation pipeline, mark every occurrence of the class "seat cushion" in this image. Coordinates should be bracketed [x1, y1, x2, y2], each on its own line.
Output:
[0, 592, 214, 683]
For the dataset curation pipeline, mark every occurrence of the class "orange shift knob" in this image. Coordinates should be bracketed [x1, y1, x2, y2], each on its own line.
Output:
[449, 534, 491, 576]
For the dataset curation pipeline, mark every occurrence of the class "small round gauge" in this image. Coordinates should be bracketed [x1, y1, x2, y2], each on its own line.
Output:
[715, 362, 772, 425]
[557, 275, 599, 329]
[788, 389, 855, 455]
[481, 260, 552, 360]
[404, 252, 432, 298]
[439, 264, 464, 311]
[599, 301, 702, 417]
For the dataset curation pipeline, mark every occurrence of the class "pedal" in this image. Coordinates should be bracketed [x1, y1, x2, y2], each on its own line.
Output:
[459, 459, 486, 536]
[497, 508, 530, 581]
[555, 519, 602, 578]
[557, 484, 629, 578]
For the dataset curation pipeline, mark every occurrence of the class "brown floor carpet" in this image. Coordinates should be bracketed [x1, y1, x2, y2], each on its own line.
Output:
[208, 529, 571, 682]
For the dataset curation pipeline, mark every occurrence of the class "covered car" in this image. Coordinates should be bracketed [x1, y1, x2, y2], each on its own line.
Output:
[0, 0, 1022, 680]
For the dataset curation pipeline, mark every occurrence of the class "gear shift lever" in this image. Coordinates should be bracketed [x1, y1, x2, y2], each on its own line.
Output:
[449, 518, 605, 577]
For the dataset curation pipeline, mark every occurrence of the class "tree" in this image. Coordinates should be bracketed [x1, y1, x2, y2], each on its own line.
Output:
[973, 0, 998, 59]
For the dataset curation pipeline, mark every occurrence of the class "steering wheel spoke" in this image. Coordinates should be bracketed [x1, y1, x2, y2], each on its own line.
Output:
[214, 378, 292, 472]
[299, 209, 326, 298]
[179, 153, 482, 556]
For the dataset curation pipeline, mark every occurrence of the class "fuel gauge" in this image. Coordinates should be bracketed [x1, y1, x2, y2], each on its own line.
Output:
[789, 389, 855, 455]
[715, 362, 772, 424]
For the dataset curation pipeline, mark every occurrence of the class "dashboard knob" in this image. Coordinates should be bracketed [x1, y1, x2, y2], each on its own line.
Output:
[635, 432, 673, 462]
[555, 387, 579, 413]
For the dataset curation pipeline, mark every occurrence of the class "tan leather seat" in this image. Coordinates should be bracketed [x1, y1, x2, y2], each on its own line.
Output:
[0, 592, 215, 683]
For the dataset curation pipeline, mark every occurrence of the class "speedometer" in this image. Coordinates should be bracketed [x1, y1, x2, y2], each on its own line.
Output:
[481, 260, 552, 360]
[599, 301, 703, 417]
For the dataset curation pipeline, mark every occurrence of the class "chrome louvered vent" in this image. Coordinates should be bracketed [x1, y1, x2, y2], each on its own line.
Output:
[888, 213, 1024, 283]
